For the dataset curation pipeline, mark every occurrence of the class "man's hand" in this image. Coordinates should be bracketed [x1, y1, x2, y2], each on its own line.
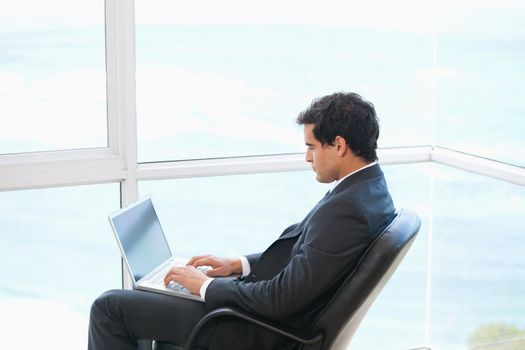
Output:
[163, 266, 209, 295]
[186, 255, 242, 277]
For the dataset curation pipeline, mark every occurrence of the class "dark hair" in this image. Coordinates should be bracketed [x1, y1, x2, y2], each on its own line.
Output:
[296, 92, 379, 162]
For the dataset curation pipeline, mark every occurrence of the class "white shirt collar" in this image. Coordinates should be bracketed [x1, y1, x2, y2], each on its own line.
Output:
[330, 160, 378, 192]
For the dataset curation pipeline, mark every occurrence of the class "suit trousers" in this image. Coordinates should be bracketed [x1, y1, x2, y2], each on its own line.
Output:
[88, 289, 208, 350]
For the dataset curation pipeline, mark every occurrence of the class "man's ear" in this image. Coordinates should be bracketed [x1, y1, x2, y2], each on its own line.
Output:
[334, 136, 348, 156]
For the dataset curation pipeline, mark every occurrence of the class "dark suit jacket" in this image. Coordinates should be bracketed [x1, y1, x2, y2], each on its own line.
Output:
[203, 164, 395, 349]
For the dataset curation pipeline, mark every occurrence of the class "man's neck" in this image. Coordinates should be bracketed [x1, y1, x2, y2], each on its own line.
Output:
[331, 160, 377, 192]
[337, 158, 372, 180]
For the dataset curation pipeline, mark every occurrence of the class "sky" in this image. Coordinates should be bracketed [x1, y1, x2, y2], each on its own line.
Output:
[1, 0, 524, 33]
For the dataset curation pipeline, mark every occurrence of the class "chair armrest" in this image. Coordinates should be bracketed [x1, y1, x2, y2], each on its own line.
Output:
[183, 307, 323, 350]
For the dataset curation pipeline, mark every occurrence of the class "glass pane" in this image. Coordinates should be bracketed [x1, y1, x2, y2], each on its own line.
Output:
[139, 163, 431, 349]
[0, 184, 121, 349]
[435, 2, 525, 166]
[430, 164, 525, 349]
[139, 172, 330, 258]
[0, 1, 107, 154]
[135, 1, 434, 162]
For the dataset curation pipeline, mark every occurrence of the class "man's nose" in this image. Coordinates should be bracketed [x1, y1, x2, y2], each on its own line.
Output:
[305, 151, 312, 163]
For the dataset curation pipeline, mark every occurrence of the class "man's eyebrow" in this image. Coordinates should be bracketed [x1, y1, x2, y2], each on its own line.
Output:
[305, 142, 315, 146]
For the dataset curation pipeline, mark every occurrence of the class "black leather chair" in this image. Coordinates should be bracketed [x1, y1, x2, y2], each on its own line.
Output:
[154, 208, 421, 350]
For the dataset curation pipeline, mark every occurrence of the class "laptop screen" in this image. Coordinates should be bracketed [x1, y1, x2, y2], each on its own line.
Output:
[110, 197, 172, 282]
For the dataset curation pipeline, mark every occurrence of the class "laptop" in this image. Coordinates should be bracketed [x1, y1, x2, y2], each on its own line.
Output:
[108, 196, 204, 302]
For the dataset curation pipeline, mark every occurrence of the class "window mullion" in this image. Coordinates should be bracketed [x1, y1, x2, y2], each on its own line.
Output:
[106, 0, 138, 206]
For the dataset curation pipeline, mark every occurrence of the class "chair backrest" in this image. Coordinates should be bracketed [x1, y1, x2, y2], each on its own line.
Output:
[308, 208, 421, 350]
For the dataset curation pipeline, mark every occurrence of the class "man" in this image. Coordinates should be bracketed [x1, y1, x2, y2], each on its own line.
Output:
[88, 92, 396, 350]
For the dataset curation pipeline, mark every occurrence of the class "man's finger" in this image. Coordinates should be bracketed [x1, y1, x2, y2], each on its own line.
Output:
[187, 255, 210, 266]
[204, 268, 215, 276]
[189, 257, 213, 267]
[163, 267, 183, 284]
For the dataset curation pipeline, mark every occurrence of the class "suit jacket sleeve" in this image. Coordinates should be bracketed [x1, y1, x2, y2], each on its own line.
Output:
[205, 198, 370, 320]
[244, 253, 261, 268]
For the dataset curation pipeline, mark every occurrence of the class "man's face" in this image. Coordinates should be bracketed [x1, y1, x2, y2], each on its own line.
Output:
[303, 124, 339, 183]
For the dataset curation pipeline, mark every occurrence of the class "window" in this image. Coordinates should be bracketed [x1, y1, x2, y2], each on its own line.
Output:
[139, 171, 330, 257]
[135, 1, 434, 162]
[435, 1, 525, 166]
[0, 184, 120, 349]
[1, 1, 523, 349]
[429, 164, 525, 348]
[0, 1, 107, 155]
